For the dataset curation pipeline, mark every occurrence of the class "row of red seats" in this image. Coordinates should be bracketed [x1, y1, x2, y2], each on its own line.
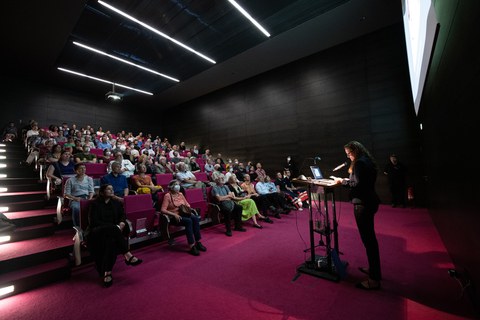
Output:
[73, 188, 217, 265]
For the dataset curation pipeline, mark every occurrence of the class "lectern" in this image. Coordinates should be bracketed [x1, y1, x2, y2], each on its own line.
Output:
[292, 179, 347, 282]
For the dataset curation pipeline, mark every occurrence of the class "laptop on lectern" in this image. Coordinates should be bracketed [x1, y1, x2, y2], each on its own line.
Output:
[310, 166, 324, 179]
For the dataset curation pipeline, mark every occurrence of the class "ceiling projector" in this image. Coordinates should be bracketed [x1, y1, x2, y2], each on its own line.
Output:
[105, 91, 123, 101]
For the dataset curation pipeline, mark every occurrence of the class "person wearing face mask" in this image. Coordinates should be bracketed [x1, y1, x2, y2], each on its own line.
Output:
[74, 146, 97, 163]
[161, 180, 206, 256]
[99, 149, 113, 165]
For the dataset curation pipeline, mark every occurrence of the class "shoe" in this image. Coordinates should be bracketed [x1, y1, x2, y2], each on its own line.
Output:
[358, 267, 369, 276]
[234, 227, 247, 232]
[196, 241, 207, 252]
[274, 213, 281, 219]
[355, 279, 381, 290]
[253, 224, 263, 229]
[261, 217, 273, 224]
[225, 230, 232, 237]
[188, 246, 200, 256]
[125, 256, 143, 266]
[103, 274, 113, 288]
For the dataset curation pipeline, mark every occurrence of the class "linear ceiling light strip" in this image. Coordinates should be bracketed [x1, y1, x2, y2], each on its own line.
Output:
[228, 0, 270, 37]
[72, 42, 179, 82]
[57, 67, 153, 95]
[98, 1, 216, 64]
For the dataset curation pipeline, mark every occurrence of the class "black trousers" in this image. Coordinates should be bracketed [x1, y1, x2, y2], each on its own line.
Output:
[354, 203, 382, 281]
[222, 203, 243, 231]
[88, 225, 129, 275]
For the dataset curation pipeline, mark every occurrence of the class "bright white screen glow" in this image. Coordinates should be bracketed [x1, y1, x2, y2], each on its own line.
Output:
[402, 0, 438, 115]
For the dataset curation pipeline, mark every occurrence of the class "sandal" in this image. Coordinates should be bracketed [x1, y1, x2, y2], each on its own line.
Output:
[355, 278, 381, 290]
[103, 274, 113, 288]
[358, 267, 369, 276]
[253, 224, 263, 229]
[125, 255, 143, 266]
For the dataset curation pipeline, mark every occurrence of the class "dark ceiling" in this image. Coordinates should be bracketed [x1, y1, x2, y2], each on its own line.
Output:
[2, 0, 401, 108]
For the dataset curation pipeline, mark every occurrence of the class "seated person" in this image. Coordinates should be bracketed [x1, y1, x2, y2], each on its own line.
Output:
[98, 149, 114, 165]
[64, 163, 95, 226]
[227, 175, 272, 228]
[131, 163, 163, 196]
[160, 180, 207, 256]
[211, 174, 245, 237]
[108, 151, 135, 178]
[100, 161, 129, 201]
[175, 162, 205, 191]
[274, 171, 305, 210]
[96, 135, 113, 150]
[74, 146, 97, 163]
[255, 162, 267, 182]
[46, 150, 76, 190]
[86, 184, 142, 287]
[2, 121, 18, 142]
[255, 176, 292, 215]
[189, 157, 201, 173]
[154, 156, 174, 174]
[204, 158, 215, 176]
[240, 173, 279, 219]
[234, 162, 247, 182]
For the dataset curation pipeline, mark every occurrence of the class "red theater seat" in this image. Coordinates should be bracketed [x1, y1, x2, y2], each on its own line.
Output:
[123, 194, 157, 238]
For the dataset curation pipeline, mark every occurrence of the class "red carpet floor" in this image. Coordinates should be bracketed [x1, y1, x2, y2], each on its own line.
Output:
[0, 203, 477, 320]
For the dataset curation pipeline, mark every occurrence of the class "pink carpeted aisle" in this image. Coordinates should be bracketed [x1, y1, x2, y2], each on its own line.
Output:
[0, 203, 476, 320]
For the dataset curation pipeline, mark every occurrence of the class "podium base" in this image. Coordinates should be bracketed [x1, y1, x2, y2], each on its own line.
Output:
[296, 255, 348, 282]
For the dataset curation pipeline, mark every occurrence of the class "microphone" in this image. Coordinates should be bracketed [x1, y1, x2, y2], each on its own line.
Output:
[314, 156, 322, 161]
[332, 161, 347, 172]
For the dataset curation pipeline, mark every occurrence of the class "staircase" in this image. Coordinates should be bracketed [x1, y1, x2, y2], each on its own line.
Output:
[0, 141, 73, 299]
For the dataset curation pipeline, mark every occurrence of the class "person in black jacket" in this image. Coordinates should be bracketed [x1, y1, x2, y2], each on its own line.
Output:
[86, 184, 142, 287]
[383, 154, 407, 208]
[333, 141, 381, 290]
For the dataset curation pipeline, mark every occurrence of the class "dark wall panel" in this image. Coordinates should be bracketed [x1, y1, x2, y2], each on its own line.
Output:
[419, 0, 480, 309]
[161, 24, 421, 204]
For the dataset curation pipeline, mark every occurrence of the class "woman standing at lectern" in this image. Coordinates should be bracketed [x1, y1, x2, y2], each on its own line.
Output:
[333, 141, 381, 290]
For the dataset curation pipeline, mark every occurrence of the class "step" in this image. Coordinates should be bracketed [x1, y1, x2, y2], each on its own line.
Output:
[0, 258, 71, 299]
[0, 190, 47, 203]
[8, 223, 55, 242]
[1, 199, 47, 212]
[4, 208, 57, 227]
[0, 177, 42, 186]
[0, 229, 75, 274]
[1, 183, 45, 192]
[0, 169, 39, 178]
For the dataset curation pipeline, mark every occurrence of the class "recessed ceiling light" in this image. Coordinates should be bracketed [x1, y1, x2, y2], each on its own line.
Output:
[98, 1, 216, 64]
[72, 41, 179, 82]
[228, 0, 271, 37]
[58, 68, 153, 96]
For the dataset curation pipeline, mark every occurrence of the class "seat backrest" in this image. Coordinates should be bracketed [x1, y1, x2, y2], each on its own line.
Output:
[124, 194, 154, 213]
[194, 172, 208, 182]
[185, 188, 204, 203]
[79, 199, 95, 230]
[155, 173, 174, 190]
[157, 191, 167, 205]
[84, 162, 108, 179]
[124, 194, 156, 236]
[90, 148, 104, 157]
